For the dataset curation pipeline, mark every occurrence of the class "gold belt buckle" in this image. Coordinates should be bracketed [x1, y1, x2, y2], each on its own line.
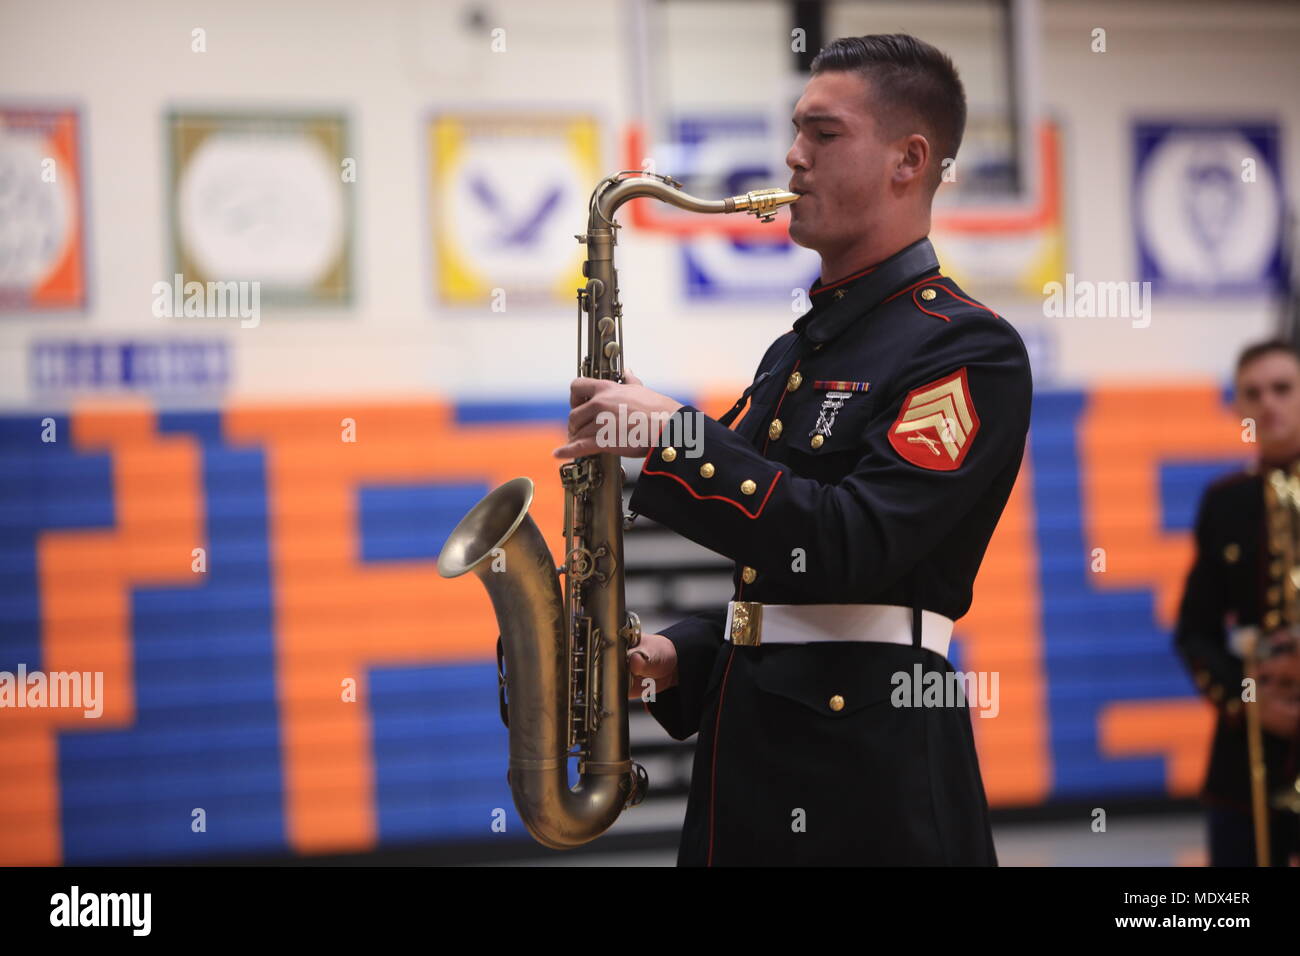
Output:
[729, 601, 764, 646]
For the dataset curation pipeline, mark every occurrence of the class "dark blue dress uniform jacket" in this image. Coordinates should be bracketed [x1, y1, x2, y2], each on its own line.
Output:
[1174, 469, 1300, 815]
[628, 236, 1032, 865]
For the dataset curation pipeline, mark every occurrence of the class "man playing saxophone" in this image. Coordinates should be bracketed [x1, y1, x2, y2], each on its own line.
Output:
[1174, 339, 1300, 866]
[554, 34, 1030, 865]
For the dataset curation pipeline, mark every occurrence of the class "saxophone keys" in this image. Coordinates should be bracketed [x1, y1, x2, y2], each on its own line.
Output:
[621, 611, 642, 648]
[625, 763, 649, 808]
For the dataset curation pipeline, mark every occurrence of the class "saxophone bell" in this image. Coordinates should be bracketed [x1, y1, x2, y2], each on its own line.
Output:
[438, 475, 632, 850]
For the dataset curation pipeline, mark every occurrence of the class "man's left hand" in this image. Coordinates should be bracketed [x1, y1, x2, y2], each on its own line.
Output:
[552, 370, 684, 459]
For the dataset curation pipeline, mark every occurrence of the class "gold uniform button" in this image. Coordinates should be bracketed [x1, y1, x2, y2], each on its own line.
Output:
[660, 447, 677, 463]
[741, 566, 757, 584]
[828, 695, 845, 712]
[1223, 543, 1240, 564]
[768, 419, 783, 440]
[740, 479, 757, 495]
[833, 289, 846, 300]
[1210, 684, 1224, 703]
[1265, 610, 1281, 630]
[810, 434, 825, 449]
[699, 462, 715, 478]
[787, 371, 803, 391]
[1225, 698, 1242, 717]
[920, 288, 937, 301]
[1195, 670, 1210, 689]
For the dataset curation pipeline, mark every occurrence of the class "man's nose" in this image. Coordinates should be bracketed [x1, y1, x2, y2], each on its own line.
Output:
[786, 139, 807, 172]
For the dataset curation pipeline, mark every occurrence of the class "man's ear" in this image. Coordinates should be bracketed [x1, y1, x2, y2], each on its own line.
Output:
[892, 133, 931, 187]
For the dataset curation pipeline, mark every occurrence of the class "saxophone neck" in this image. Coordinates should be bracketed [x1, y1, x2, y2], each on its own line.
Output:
[588, 171, 798, 230]
[577, 173, 797, 381]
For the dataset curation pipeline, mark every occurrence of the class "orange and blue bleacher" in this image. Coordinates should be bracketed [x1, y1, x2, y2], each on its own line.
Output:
[0, 383, 1247, 863]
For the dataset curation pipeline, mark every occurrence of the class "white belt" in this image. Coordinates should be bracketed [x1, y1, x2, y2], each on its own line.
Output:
[724, 602, 953, 657]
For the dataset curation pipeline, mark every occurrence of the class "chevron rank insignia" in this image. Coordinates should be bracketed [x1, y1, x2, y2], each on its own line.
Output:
[888, 368, 980, 471]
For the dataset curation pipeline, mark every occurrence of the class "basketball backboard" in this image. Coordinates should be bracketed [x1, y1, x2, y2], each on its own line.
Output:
[619, 0, 1058, 295]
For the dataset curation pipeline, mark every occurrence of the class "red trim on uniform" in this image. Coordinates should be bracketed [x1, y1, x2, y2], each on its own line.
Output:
[888, 276, 1001, 320]
[762, 358, 801, 456]
[639, 464, 783, 519]
[810, 264, 877, 296]
[880, 272, 943, 305]
[707, 646, 737, 867]
[912, 289, 950, 322]
[930, 284, 999, 317]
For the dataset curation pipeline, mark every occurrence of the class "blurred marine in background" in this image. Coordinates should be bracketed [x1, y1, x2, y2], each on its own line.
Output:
[1176, 339, 1300, 866]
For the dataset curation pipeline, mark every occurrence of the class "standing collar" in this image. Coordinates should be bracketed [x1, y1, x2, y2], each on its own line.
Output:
[794, 237, 941, 344]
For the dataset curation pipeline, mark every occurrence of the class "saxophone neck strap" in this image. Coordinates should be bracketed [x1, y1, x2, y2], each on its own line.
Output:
[717, 336, 804, 428]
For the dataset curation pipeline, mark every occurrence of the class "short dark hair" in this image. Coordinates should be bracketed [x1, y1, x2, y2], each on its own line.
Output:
[1235, 338, 1300, 378]
[810, 34, 966, 187]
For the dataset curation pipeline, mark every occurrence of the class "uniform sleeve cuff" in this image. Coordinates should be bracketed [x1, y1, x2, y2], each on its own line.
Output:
[631, 406, 783, 523]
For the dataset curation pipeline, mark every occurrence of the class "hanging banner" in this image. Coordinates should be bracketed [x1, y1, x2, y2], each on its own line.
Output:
[1134, 121, 1284, 296]
[167, 111, 353, 307]
[0, 107, 88, 311]
[428, 112, 600, 308]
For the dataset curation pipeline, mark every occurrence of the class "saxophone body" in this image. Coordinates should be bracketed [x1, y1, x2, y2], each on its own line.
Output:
[436, 172, 797, 849]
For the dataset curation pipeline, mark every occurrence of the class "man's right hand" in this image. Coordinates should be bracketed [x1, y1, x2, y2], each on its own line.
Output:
[627, 632, 678, 699]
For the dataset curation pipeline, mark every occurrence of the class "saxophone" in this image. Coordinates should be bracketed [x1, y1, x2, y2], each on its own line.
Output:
[436, 172, 797, 849]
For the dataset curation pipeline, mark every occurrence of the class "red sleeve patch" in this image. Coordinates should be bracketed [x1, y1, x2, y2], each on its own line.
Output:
[887, 368, 980, 471]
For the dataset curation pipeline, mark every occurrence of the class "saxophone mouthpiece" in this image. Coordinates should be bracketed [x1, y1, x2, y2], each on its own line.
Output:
[730, 187, 800, 222]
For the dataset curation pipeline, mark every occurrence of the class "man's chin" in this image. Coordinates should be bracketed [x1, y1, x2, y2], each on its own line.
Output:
[786, 220, 817, 250]
[1259, 430, 1300, 459]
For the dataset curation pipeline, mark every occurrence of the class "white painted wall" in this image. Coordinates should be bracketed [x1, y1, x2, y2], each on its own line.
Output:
[1032, 0, 1300, 384]
[0, 0, 1297, 409]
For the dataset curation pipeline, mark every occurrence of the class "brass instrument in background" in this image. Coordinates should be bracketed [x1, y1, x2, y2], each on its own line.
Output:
[1251, 463, 1300, 864]
[436, 173, 797, 848]
[1241, 629, 1270, 866]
